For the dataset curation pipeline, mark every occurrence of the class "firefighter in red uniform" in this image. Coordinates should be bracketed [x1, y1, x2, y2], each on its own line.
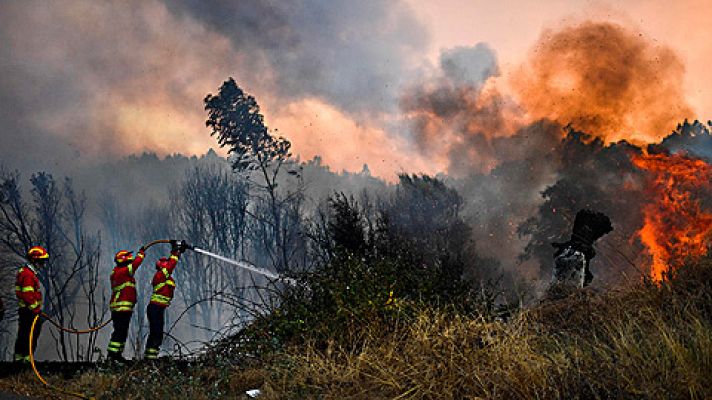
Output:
[106, 247, 146, 361]
[144, 240, 187, 360]
[14, 246, 47, 362]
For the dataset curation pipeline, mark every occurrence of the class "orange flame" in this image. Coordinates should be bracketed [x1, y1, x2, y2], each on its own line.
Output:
[632, 152, 712, 281]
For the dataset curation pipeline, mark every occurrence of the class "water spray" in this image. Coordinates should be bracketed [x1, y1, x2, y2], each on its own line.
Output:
[147, 239, 295, 285]
[192, 247, 296, 285]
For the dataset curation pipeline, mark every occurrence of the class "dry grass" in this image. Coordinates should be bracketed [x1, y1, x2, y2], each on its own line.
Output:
[260, 261, 712, 399]
[3, 259, 711, 399]
[260, 305, 712, 399]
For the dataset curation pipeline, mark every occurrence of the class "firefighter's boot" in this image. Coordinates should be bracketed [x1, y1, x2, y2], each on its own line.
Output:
[144, 347, 159, 361]
[107, 341, 127, 363]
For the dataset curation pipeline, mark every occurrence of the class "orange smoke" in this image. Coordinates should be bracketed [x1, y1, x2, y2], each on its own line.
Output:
[632, 152, 712, 281]
[513, 21, 692, 144]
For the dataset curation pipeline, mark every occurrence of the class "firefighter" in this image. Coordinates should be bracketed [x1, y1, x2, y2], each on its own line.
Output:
[106, 247, 146, 362]
[144, 240, 187, 360]
[14, 246, 47, 362]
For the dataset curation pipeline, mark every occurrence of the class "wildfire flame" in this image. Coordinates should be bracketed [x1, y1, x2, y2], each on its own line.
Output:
[632, 152, 712, 281]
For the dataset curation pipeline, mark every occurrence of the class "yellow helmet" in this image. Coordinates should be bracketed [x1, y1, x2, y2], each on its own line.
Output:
[114, 250, 135, 264]
[27, 246, 49, 260]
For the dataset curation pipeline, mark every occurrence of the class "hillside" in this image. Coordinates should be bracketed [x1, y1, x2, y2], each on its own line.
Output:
[1, 255, 710, 399]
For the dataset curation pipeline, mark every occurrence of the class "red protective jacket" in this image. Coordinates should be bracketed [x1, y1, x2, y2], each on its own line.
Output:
[110, 250, 145, 312]
[150, 251, 180, 308]
[15, 265, 41, 314]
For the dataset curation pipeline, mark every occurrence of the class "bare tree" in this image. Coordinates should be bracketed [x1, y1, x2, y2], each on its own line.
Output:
[0, 170, 106, 361]
[172, 165, 251, 342]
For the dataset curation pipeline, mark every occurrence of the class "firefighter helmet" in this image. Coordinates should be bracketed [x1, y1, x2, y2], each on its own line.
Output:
[114, 250, 135, 264]
[27, 246, 49, 260]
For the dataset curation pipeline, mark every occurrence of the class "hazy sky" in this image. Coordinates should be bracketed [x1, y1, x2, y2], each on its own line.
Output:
[0, 0, 709, 179]
[408, 0, 712, 111]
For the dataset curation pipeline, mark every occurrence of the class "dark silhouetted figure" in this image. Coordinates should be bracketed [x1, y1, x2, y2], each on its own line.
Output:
[552, 209, 613, 288]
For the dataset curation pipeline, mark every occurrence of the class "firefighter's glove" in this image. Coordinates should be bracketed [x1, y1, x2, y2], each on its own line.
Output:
[139, 246, 146, 254]
[170, 240, 180, 253]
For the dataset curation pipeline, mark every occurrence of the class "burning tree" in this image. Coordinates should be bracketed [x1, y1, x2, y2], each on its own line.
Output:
[633, 152, 712, 281]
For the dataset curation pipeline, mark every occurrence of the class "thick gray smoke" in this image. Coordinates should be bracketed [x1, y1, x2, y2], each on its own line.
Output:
[399, 22, 706, 289]
[166, 0, 428, 116]
[400, 43, 560, 279]
[0, 1, 223, 173]
[401, 43, 523, 176]
[0, 0, 428, 176]
[657, 120, 712, 162]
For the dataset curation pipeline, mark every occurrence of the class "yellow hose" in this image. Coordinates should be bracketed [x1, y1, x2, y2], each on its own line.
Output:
[41, 312, 111, 334]
[143, 239, 172, 250]
[29, 314, 97, 400]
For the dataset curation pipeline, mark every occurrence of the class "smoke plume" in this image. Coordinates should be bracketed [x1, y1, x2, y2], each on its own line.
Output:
[401, 43, 524, 176]
[400, 20, 704, 285]
[0, 0, 429, 177]
[165, 0, 427, 117]
[513, 21, 692, 143]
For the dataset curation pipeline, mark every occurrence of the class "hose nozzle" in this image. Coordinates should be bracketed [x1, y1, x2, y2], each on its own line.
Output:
[170, 239, 193, 253]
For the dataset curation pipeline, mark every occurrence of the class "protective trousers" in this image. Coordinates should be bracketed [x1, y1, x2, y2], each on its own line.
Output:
[14, 308, 43, 362]
[145, 303, 165, 359]
[107, 311, 132, 358]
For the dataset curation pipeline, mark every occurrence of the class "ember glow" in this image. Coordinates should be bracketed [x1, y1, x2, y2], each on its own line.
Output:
[632, 152, 712, 281]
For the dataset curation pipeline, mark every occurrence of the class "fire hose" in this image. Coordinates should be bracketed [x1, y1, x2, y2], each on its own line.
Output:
[30, 314, 95, 400]
[25, 238, 291, 399]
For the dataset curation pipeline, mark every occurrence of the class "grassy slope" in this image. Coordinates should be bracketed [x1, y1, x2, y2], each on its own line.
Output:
[3, 258, 712, 399]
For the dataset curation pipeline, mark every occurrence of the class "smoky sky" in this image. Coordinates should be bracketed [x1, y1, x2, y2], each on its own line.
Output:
[0, 1, 229, 173]
[657, 120, 712, 162]
[165, 0, 428, 116]
[0, 0, 430, 176]
[401, 42, 524, 175]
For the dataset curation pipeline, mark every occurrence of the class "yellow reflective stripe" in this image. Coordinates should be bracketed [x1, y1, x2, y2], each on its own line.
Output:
[110, 301, 135, 307]
[28, 301, 41, 309]
[169, 255, 179, 262]
[127, 265, 134, 275]
[144, 348, 159, 359]
[136, 252, 145, 259]
[154, 281, 176, 292]
[15, 286, 36, 292]
[112, 281, 135, 292]
[109, 299, 135, 311]
[107, 341, 124, 351]
[150, 294, 171, 304]
[161, 268, 170, 278]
